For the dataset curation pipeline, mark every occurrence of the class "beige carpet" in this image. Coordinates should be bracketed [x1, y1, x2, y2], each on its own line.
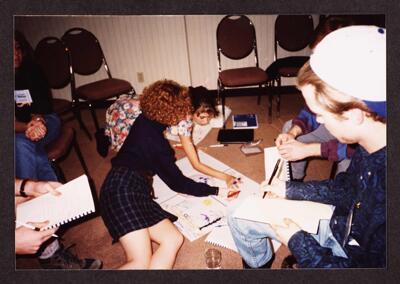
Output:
[16, 92, 333, 270]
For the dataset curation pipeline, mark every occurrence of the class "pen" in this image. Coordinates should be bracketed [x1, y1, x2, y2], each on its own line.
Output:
[209, 144, 227, 148]
[15, 221, 59, 238]
[199, 217, 222, 230]
[263, 159, 281, 199]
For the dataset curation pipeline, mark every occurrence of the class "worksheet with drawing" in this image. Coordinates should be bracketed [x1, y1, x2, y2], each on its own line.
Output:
[152, 151, 281, 253]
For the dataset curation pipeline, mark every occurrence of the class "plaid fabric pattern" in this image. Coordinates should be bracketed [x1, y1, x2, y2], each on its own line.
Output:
[100, 166, 177, 243]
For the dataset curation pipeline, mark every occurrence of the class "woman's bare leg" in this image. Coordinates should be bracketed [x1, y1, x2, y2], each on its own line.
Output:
[148, 219, 184, 269]
[118, 228, 152, 269]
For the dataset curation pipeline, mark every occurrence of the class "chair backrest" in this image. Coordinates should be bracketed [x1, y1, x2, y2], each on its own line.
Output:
[34, 37, 72, 89]
[275, 15, 314, 56]
[62, 28, 108, 76]
[217, 15, 257, 60]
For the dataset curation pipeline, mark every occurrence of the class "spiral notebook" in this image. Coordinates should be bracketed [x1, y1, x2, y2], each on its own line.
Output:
[264, 146, 290, 181]
[16, 175, 95, 230]
[232, 195, 334, 234]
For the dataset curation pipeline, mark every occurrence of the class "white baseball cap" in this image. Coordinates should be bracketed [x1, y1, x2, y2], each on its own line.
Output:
[310, 25, 386, 117]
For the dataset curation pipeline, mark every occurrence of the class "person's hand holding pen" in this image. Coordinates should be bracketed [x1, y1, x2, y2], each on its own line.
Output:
[275, 133, 296, 146]
[260, 177, 286, 199]
[15, 221, 58, 254]
[225, 175, 241, 189]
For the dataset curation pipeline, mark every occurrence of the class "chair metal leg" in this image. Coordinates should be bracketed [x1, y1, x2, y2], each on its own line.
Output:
[257, 84, 262, 105]
[277, 78, 281, 118]
[89, 102, 100, 132]
[73, 103, 92, 140]
[72, 130, 90, 178]
[268, 93, 273, 124]
[221, 92, 226, 129]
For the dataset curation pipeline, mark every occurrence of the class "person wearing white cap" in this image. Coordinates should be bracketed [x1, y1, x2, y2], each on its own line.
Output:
[275, 16, 361, 182]
[228, 25, 386, 268]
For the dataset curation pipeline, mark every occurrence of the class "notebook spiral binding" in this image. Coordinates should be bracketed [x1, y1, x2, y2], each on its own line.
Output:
[47, 209, 95, 229]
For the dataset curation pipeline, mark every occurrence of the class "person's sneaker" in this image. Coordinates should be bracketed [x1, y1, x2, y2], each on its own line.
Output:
[242, 255, 275, 269]
[39, 244, 103, 269]
[95, 128, 110, 158]
[281, 254, 299, 269]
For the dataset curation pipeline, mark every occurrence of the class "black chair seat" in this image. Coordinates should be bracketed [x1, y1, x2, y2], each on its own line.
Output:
[76, 78, 133, 100]
[219, 67, 268, 87]
[266, 56, 309, 79]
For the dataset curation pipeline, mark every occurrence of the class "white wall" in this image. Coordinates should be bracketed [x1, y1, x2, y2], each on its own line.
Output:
[15, 15, 317, 101]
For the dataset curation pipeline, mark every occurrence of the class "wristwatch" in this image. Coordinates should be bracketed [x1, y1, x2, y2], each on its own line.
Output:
[20, 179, 29, 197]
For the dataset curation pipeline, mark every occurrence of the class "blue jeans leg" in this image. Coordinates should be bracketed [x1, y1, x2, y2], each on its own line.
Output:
[227, 198, 278, 268]
[312, 219, 348, 258]
[15, 113, 60, 181]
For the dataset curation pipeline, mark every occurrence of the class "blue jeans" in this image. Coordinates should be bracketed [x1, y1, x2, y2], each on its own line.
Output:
[227, 198, 348, 268]
[15, 113, 61, 181]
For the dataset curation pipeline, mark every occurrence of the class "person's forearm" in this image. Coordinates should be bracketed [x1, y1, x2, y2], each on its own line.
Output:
[192, 162, 228, 182]
[306, 143, 322, 157]
[15, 178, 35, 197]
[15, 120, 27, 133]
[287, 125, 302, 138]
[15, 179, 22, 196]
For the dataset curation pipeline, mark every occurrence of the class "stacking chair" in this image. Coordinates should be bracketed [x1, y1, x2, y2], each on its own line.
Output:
[46, 125, 91, 185]
[216, 15, 270, 124]
[62, 28, 135, 134]
[266, 15, 314, 117]
[34, 36, 92, 139]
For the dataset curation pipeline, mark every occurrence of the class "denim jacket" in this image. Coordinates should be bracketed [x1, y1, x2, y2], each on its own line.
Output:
[286, 146, 386, 268]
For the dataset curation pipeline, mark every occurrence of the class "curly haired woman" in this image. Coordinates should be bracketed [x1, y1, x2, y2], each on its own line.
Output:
[102, 85, 238, 187]
[100, 79, 237, 269]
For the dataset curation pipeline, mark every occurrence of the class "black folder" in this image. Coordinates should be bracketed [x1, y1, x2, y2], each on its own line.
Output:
[217, 129, 254, 144]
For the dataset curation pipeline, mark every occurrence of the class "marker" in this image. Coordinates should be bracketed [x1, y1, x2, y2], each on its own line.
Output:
[209, 144, 227, 148]
[15, 221, 59, 238]
[227, 190, 241, 198]
[172, 143, 183, 149]
[199, 217, 222, 230]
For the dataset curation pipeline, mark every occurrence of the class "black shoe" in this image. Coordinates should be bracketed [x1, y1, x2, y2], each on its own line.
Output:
[95, 128, 110, 158]
[39, 244, 103, 269]
[281, 255, 298, 269]
[242, 255, 275, 269]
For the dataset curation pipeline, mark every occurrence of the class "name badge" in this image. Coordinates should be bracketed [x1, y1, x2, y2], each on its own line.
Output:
[14, 89, 33, 104]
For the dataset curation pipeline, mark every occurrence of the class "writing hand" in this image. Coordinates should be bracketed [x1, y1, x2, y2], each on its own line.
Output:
[260, 178, 286, 198]
[270, 218, 301, 247]
[15, 221, 58, 254]
[225, 175, 241, 190]
[275, 133, 295, 147]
